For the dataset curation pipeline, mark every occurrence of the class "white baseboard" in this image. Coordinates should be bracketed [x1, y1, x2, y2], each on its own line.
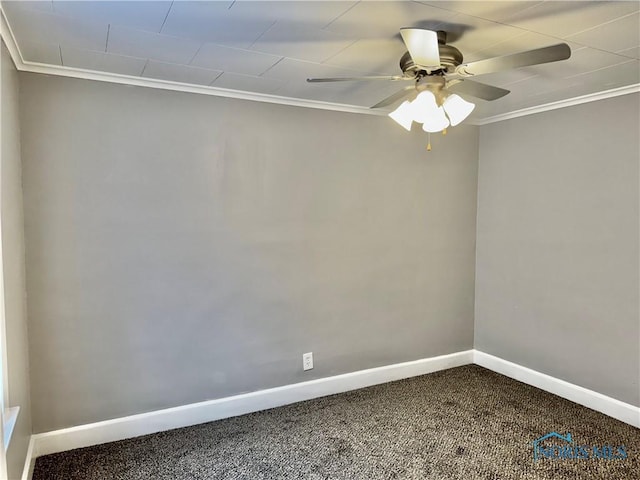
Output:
[473, 350, 640, 428]
[20, 436, 35, 480]
[27, 350, 473, 465]
[21, 349, 639, 480]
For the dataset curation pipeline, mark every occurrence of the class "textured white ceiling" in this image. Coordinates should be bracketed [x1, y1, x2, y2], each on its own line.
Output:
[2, 1, 639, 119]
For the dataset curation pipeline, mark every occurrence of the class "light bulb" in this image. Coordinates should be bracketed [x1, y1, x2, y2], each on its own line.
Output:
[443, 94, 475, 126]
[388, 101, 414, 131]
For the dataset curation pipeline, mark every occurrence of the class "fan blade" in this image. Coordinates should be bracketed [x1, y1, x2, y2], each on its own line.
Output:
[307, 75, 408, 83]
[400, 28, 440, 68]
[371, 87, 415, 109]
[456, 43, 571, 77]
[447, 80, 510, 101]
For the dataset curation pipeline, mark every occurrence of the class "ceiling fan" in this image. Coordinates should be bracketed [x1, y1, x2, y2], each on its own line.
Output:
[307, 28, 571, 134]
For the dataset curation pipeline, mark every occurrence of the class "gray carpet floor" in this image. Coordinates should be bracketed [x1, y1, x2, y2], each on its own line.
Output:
[33, 365, 639, 479]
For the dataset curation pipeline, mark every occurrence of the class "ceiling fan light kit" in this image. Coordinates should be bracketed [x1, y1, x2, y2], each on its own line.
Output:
[307, 26, 571, 150]
[388, 89, 476, 133]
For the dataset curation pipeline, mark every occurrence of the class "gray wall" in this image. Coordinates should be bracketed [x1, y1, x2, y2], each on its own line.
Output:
[20, 73, 479, 433]
[475, 94, 640, 406]
[1, 41, 32, 479]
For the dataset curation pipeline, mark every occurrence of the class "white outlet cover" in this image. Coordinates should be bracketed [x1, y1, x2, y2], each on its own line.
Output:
[303, 352, 313, 371]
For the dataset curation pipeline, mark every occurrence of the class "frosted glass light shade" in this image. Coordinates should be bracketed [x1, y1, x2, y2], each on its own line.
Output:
[421, 106, 450, 132]
[410, 91, 438, 124]
[388, 101, 414, 131]
[410, 91, 449, 132]
[443, 94, 475, 126]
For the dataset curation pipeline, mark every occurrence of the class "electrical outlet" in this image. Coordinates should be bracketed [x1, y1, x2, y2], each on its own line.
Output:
[303, 352, 313, 371]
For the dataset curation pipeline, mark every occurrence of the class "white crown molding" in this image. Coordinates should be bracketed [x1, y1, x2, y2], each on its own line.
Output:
[19, 61, 390, 117]
[473, 351, 640, 428]
[2, 7, 637, 124]
[474, 84, 640, 125]
[0, 7, 22, 67]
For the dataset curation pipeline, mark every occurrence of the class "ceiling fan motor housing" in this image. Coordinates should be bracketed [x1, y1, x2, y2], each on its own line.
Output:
[438, 44, 464, 70]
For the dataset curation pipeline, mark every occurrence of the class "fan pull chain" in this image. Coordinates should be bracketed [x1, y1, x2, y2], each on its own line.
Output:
[442, 128, 447, 135]
[426, 132, 432, 151]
